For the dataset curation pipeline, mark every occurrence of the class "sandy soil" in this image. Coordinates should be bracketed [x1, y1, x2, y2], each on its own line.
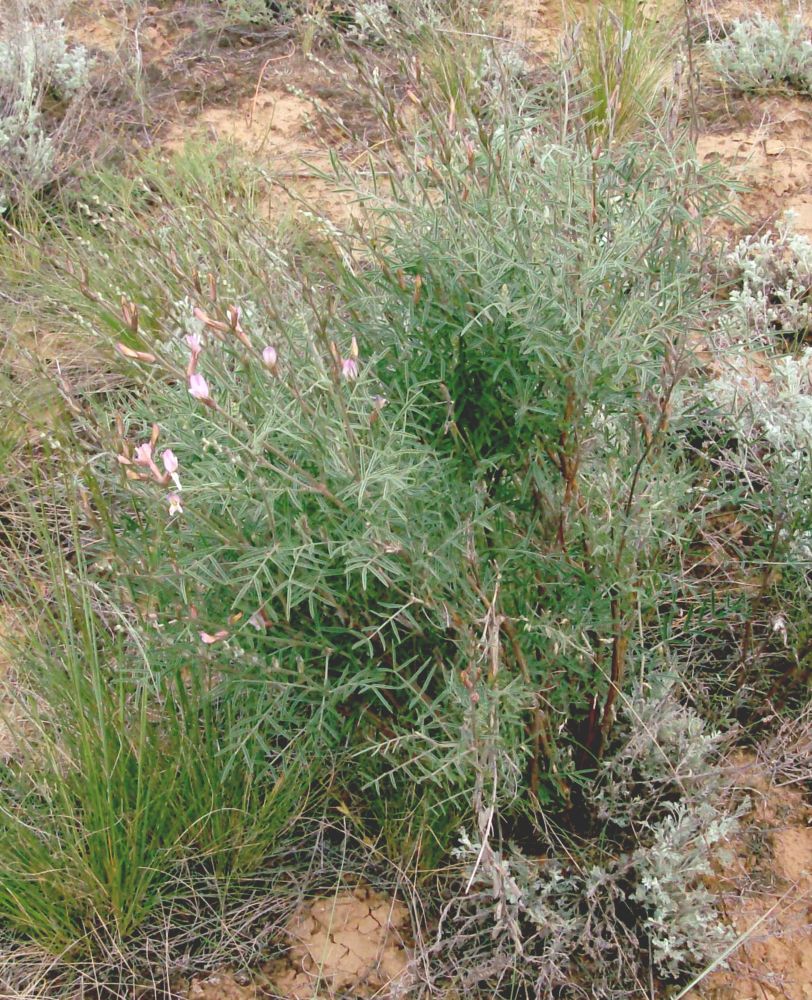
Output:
[163, 85, 353, 222]
[500, 0, 569, 55]
[685, 762, 812, 1000]
[697, 97, 812, 236]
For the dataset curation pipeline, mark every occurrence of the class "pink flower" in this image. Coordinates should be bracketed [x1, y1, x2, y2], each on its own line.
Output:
[340, 337, 360, 381]
[185, 333, 203, 355]
[133, 442, 153, 466]
[200, 629, 229, 644]
[131, 440, 167, 482]
[168, 493, 183, 516]
[162, 449, 181, 489]
[188, 373, 211, 401]
[262, 345, 278, 370]
[248, 610, 265, 630]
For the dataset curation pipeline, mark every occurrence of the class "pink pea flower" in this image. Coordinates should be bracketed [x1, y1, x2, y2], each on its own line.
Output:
[188, 373, 211, 402]
[248, 610, 265, 630]
[162, 449, 181, 490]
[130, 440, 172, 483]
[185, 333, 203, 356]
[168, 493, 183, 516]
[340, 337, 360, 381]
[200, 629, 229, 644]
[133, 442, 154, 467]
[262, 345, 278, 371]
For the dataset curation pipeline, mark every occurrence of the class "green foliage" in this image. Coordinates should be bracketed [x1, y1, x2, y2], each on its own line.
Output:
[3, 146, 523, 866]
[0, 501, 313, 958]
[14, 77, 731, 827]
[328, 78, 730, 779]
[707, 13, 812, 96]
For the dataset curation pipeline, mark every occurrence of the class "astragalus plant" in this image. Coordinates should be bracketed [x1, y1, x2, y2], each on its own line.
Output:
[0, 42, 760, 1000]
[41, 99, 724, 800]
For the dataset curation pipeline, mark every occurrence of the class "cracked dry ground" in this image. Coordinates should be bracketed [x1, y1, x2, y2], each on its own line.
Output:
[184, 887, 411, 999]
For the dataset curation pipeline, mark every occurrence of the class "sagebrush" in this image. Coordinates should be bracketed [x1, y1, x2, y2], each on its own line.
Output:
[707, 13, 812, 95]
[0, 7, 90, 211]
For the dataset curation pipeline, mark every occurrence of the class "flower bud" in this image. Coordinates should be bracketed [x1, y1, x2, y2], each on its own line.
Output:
[200, 629, 229, 644]
[116, 342, 156, 363]
[262, 345, 279, 372]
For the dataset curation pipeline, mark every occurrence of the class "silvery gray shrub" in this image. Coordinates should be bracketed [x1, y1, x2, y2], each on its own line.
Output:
[447, 684, 742, 995]
[707, 14, 812, 95]
[0, 16, 90, 211]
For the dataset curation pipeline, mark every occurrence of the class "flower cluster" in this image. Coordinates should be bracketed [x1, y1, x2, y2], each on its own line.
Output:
[117, 425, 183, 517]
[113, 303, 370, 651]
